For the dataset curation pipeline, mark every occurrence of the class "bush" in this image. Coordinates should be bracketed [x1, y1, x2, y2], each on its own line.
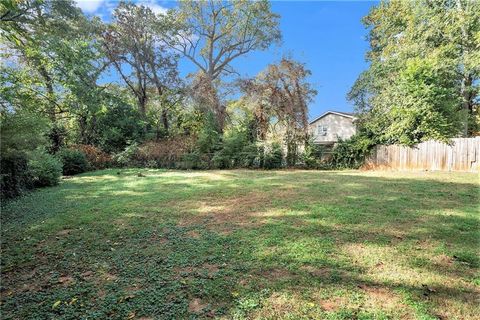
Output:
[218, 129, 252, 168]
[72, 144, 112, 169]
[197, 112, 222, 155]
[329, 135, 374, 169]
[178, 152, 204, 170]
[58, 149, 89, 175]
[263, 142, 283, 169]
[113, 143, 139, 167]
[303, 139, 324, 168]
[28, 151, 63, 187]
[212, 150, 230, 169]
[0, 151, 32, 199]
[96, 103, 145, 153]
[240, 143, 262, 168]
[136, 137, 195, 168]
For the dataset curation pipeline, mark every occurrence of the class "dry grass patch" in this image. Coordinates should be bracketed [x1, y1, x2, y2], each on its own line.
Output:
[188, 298, 208, 313]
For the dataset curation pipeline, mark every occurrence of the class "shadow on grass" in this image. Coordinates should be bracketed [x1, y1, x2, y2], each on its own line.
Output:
[1, 170, 478, 319]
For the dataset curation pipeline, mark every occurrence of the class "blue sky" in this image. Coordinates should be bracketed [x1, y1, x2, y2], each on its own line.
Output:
[76, 0, 377, 120]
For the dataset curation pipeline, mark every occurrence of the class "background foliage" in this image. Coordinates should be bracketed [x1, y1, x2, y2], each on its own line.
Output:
[1, 0, 479, 199]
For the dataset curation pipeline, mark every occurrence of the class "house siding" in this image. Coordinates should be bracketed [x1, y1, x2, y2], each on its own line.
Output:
[309, 113, 356, 144]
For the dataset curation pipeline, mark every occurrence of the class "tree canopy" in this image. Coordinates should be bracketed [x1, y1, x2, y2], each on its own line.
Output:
[348, 0, 480, 145]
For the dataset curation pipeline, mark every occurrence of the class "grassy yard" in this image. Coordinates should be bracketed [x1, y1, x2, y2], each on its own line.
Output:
[1, 169, 479, 319]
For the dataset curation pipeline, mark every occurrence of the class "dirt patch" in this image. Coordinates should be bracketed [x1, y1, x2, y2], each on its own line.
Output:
[202, 263, 219, 274]
[1, 267, 52, 295]
[125, 284, 142, 293]
[238, 277, 250, 287]
[389, 231, 406, 244]
[300, 265, 331, 278]
[159, 238, 169, 244]
[188, 298, 207, 313]
[432, 254, 454, 267]
[174, 263, 220, 278]
[56, 229, 74, 236]
[259, 268, 295, 281]
[358, 284, 405, 310]
[319, 297, 345, 311]
[174, 266, 195, 275]
[97, 289, 106, 299]
[186, 230, 200, 238]
[58, 275, 75, 286]
[104, 272, 117, 281]
[149, 231, 168, 244]
[81, 271, 94, 279]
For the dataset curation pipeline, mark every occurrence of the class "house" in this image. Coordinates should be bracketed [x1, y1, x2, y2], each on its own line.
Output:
[309, 111, 357, 145]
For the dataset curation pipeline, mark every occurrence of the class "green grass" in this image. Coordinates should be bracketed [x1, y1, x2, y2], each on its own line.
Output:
[1, 169, 479, 319]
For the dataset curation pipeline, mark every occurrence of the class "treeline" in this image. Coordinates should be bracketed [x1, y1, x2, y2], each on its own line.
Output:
[1, 0, 479, 199]
[1, 0, 319, 199]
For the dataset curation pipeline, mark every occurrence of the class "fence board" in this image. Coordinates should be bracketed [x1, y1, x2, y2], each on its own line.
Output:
[365, 137, 480, 172]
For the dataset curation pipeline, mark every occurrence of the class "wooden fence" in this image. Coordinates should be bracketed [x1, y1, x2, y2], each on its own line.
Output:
[364, 137, 480, 172]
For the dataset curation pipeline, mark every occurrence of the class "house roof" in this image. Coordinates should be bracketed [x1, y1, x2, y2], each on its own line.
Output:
[309, 111, 356, 124]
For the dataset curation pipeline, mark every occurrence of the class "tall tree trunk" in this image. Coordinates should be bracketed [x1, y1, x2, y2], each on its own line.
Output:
[39, 66, 56, 122]
[456, 0, 472, 137]
[150, 63, 169, 135]
[216, 104, 226, 134]
[461, 75, 473, 137]
[161, 108, 169, 133]
[138, 95, 147, 119]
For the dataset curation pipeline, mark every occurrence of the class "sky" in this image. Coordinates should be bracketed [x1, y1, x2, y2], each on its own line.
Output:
[76, 0, 377, 120]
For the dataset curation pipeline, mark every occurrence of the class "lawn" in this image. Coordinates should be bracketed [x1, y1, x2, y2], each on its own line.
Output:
[1, 169, 479, 319]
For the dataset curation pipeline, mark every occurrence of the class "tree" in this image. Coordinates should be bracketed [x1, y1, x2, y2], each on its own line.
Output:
[0, 0, 38, 23]
[103, 1, 179, 133]
[1, 0, 106, 151]
[164, 0, 281, 132]
[241, 58, 316, 165]
[349, 0, 480, 144]
[147, 88, 185, 140]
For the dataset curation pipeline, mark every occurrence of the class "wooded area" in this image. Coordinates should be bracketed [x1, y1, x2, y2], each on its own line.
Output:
[1, 0, 479, 199]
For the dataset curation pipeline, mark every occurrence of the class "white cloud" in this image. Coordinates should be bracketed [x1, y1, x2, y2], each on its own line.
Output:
[138, 0, 168, 15]
[75, 0, 105, 14]
[74, 0, 169, 21]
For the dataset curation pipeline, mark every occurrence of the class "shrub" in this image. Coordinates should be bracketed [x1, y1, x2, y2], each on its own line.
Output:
[218, 129, 251, 168]
[303, 139, 324, 168]
[197, 112, 222, 155]
[28, 151, 63, 187]
[96, 103, 145, 153]
[136, 136, 195, 168]
[113, 143, 139, 167]
[58, 149, 89, 175]
[329, 135, 374, 169]
[263, 142, 283, 169]
[178, 152, 202, 169]
[212, 150, 230, 169]
[240, 143, 261, 168]
[0, 151, 32, 199]
[72, 144, 112, 169]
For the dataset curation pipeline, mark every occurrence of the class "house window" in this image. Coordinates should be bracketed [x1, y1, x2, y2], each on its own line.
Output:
[317, 125, 327, 136]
